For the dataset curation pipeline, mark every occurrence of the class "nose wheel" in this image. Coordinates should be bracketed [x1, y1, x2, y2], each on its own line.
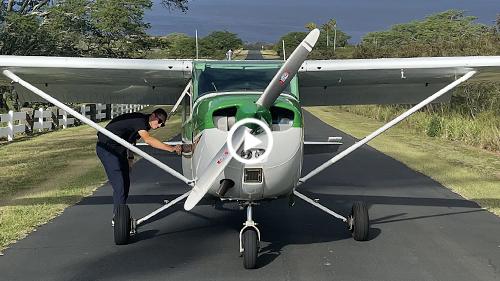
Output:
[242, 229, 258, 269]
[239, 203, 260, 269]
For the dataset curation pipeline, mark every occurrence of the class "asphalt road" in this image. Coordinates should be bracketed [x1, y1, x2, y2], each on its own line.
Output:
[245, 50, 264, 60]
[1, 110, 500, 281]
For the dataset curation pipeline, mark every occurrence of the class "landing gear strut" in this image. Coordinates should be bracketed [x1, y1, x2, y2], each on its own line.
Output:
[294, 190, 370, 241]
[239, 203, 260, 269]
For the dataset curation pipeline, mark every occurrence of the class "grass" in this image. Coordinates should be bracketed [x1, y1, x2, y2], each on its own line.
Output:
[305, 106, 500, 215]
[0, 123, 109, 251]
[261, 50, 280, 60]
[337, 105, 500, 153]
[232, 49, 248, 60]
[0, 106, 181, 253]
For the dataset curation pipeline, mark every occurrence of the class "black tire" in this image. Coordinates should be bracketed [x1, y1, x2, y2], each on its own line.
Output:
[114, 204, 131, 245]
[242, 229, 258, 269]
[349, 201, 369, 241]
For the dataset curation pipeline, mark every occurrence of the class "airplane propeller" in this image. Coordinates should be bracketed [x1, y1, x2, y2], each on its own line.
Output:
[184, 29, 320, 211]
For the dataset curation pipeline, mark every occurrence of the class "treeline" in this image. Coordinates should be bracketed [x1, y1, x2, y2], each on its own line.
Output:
[148, 31, 243, 60]
[273, 10, 500, 59]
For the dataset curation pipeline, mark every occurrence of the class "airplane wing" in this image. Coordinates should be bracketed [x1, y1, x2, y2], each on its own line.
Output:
[0, 56, 192, 104]
[2, 55, 500, 106]
[297, 56, 500, 106]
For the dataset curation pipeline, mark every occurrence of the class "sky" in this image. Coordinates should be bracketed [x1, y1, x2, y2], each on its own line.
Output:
[144, 0, 499, 44]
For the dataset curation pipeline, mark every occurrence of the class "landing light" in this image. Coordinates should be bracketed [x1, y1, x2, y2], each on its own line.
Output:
[241, 150, 252, 159]
[255, 149, 266, 158]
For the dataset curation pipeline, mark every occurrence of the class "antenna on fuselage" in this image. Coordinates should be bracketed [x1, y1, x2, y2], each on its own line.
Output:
[282, 40, 286, 61]
[196, 30, 199, 59]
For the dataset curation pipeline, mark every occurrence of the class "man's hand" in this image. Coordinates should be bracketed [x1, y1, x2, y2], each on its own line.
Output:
[138, 130, 183, 155]
[173, 144, 182, 155]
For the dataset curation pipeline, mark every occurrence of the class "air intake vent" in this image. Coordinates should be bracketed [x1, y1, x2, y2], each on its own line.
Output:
[244, 168, 262, 183]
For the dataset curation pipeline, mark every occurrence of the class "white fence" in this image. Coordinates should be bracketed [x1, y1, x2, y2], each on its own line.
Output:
[0, 111, 27, 141]
[0, 104, 147, 141]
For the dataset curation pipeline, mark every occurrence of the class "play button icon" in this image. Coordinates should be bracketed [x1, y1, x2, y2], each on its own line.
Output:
[243, 131, 262, 151]
[227, 118, 273, 164]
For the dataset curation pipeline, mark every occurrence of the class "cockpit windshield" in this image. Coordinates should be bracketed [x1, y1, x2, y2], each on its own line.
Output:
[193, 61, 294, 99]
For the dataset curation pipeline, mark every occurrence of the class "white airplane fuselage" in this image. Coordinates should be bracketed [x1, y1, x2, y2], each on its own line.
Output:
[180, 92, 304, 202]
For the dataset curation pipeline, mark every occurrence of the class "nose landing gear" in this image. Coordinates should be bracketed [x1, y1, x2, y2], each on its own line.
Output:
[239, 203, 260, 269]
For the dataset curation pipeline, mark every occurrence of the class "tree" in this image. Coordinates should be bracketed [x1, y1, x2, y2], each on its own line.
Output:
[0, 0, 189, 109]
[322, 23, 331, 47]
[362, 10, 490, 46]
[87, 0, 153, 58]
[168, 37, 197, 58]
[329, 19, 337, 52]
[305, 22, 317, 31]
[160, 0, 190, 12]
[168, 30, 243, 59]
[202, 30, 243, 52]
[495, 14, 500, 34]
[163, 32, 190, 45]
[273, 31, 308, 58]
[314, 29, 351, 50]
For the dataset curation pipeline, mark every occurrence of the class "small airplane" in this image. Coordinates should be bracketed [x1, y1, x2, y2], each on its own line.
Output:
[1, 29, 500, 269]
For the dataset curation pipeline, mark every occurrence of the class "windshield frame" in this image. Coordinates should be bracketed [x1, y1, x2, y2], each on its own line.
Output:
[192, 61, 298, 101]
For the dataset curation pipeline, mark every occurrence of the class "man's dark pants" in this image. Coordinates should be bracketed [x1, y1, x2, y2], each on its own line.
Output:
[96, 143, 131, 214]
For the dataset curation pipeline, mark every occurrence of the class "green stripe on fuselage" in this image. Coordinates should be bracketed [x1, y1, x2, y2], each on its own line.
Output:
[190, 94, 303, 138]
[185, 60, 303, 140]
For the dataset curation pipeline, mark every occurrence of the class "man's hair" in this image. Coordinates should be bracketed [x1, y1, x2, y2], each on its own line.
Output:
[152, 108, 168, 119]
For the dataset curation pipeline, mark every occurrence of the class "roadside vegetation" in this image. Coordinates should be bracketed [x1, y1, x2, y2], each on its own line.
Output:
[306, 107, 500, 216]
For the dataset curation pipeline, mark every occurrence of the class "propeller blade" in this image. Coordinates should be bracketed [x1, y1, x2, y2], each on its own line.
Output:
[256, 28, 320, 109]
[184, 125, 247, 210]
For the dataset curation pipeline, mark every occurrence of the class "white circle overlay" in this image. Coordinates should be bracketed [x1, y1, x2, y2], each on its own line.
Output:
[227, 118, 274, 164]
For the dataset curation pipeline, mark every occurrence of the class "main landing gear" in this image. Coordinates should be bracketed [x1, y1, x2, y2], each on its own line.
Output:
[114, 204, 135, 245]
[113, 191, 191, 246]
[347, 201, 370, 241]
[293, 190, 370, 241]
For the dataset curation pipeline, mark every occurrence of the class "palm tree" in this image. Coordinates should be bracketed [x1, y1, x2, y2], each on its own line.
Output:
[495, 14, 500, 34]
[329, 19, 337, 52]
[305, 22, 317, 31]
[322, 23, 331, 47]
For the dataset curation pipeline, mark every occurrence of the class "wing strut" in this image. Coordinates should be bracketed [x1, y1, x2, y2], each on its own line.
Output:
[3, 70, 194, 187]
[298, 70, 477, 186]
[167, 80, 191, 120]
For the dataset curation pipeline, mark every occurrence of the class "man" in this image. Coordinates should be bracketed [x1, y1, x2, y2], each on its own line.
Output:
[96, 108, 181, 224]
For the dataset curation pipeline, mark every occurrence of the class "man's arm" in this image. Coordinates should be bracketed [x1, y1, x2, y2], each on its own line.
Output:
[138, 130, 181, 154]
